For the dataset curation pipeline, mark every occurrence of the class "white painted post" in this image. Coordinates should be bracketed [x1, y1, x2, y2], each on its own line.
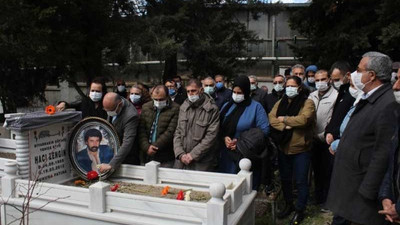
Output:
[144, 161, 160, 185]
[2, 161, 18, 198]
[238, 158, 252, 194]
[89, 181, 110, 213]
[14, 130, 29, 179]
[207, 183, 227, 225]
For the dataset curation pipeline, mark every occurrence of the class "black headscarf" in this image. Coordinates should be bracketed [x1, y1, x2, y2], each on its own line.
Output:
[270, 82, 309, 145]
[220, 75, 252, 138]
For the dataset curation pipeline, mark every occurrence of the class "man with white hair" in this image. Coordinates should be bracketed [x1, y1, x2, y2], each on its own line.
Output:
[326, 52, 398, 225]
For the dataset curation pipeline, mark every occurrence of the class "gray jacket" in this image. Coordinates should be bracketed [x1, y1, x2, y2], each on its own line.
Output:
[173, 94, 220, 171]
[109, 98, 139, 169]
[308, 86, 338, 142]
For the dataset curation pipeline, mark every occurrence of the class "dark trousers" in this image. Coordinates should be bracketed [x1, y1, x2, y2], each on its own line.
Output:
[311, 139, 333, 204]
[278, 151, 311, 211]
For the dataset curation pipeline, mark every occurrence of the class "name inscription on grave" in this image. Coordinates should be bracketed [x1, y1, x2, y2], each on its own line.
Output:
[29, 123, 73, 183]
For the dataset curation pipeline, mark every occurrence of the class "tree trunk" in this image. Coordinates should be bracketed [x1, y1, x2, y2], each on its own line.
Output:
[162, 52, 177, 83]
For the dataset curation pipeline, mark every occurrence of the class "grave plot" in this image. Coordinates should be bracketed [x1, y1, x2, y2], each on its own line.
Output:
[0, 111, 257, 225]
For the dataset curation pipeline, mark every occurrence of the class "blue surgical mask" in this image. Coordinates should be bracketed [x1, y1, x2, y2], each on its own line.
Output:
[168, 88, 176, 96]
[250, 84, 257, 91]
[216, 82, 224, 90]
[285, 87, 298, 98]
[204, 86, 215, 95]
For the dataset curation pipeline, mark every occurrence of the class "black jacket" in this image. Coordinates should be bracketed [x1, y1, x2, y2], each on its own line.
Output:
[326, 83, 398, 225]
[325, 83, 355, 139]
[236, 128, 268, 161]
[266, 90, 284, 114]
[67, 96, 107, 120]
[215, 87, 232, 109]
[379, 114, 400, 215]
[173, 91, 187, 105]
[251, 88, 268, 113]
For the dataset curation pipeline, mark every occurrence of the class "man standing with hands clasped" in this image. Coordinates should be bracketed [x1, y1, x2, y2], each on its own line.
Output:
[173, 79, 220, 171]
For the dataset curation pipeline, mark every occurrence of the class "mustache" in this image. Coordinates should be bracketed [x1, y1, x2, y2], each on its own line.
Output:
[88, 146, 99, 152]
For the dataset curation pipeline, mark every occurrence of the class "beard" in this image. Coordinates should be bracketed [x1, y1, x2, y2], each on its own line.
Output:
[88, 146, 99, 152]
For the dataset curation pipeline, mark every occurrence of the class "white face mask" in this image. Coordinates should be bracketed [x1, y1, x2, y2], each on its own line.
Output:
[130, 94, 141, 104]
[176, 82, 182, 89]
[188, 95, 200, 103]
[349, 86, 362, 99]
[89, 91, 102, 102]
[391, 72, 397, 84]
[204, 86, 215, 95]
[250, 84, 257, 91]
[307, 77, 315, 83]
[274, 84, 284, 92]
[285, 87, 298, 98]
[232, 93, 245, 103]
[107, 102, 121, 117]
[352, 70, 372, 92]
[117, 85, 126, 92]
[333, 80, 343, 90]
[394, 91, 400, 104]
[316, 81, 329, 92]
[153, 100, 167, 109]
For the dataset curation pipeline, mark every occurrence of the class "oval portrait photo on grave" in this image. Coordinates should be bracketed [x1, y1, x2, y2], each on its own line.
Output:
[68, 117, 120, 180]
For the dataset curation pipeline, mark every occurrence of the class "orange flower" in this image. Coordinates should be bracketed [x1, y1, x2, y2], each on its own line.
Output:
[74, 180, 86, 186]
[161, 186, 170, 196]
[45, 105, 56, 115]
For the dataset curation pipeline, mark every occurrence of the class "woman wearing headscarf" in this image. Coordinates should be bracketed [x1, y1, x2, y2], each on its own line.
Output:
[218, 75, 270, 189]
[269, 75, 316, 225]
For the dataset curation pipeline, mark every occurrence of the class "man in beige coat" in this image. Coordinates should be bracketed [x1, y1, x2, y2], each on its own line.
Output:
[173, 79, 220, 171]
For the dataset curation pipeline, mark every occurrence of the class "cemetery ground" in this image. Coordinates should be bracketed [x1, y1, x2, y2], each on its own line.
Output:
[254, 186, 333, 225]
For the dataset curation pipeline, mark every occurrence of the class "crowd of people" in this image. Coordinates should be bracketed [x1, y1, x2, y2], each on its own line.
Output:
[55, 51, 400, 225]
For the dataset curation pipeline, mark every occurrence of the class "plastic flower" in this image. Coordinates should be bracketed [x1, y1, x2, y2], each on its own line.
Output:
[161, 186, 170, 196]
[74, 180, 86, 186]
[45, 105, 56, 115]
[184, 191, 191, 201]
[87, 170, 99, 180]
[110, 184, 119, 192]
[176, 190, 184, 200]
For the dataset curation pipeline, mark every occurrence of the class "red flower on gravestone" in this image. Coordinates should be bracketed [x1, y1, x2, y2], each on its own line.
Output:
[176, 190, 184, 200]
[45, 105, 56, 115]
[110, 184, 119, 192]
[87, 171, 99, 180]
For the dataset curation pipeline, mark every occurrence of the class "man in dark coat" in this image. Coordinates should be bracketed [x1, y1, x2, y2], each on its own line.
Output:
[214, 74, 232, 109]
[138, 85, 179, 167]
[326, 52, 398, 225]
[99, 93, 139, 173]
[165, 79, 187, 105]
[249, 75, 269, 113]
[378, 68, 400, 224]
[325, 61, 354, 146]
[56, 77, 108, 120]
[266, 75, 286, 114]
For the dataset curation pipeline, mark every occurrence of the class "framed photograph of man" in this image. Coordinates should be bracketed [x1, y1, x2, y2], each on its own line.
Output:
[68, 117, 120, 180]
